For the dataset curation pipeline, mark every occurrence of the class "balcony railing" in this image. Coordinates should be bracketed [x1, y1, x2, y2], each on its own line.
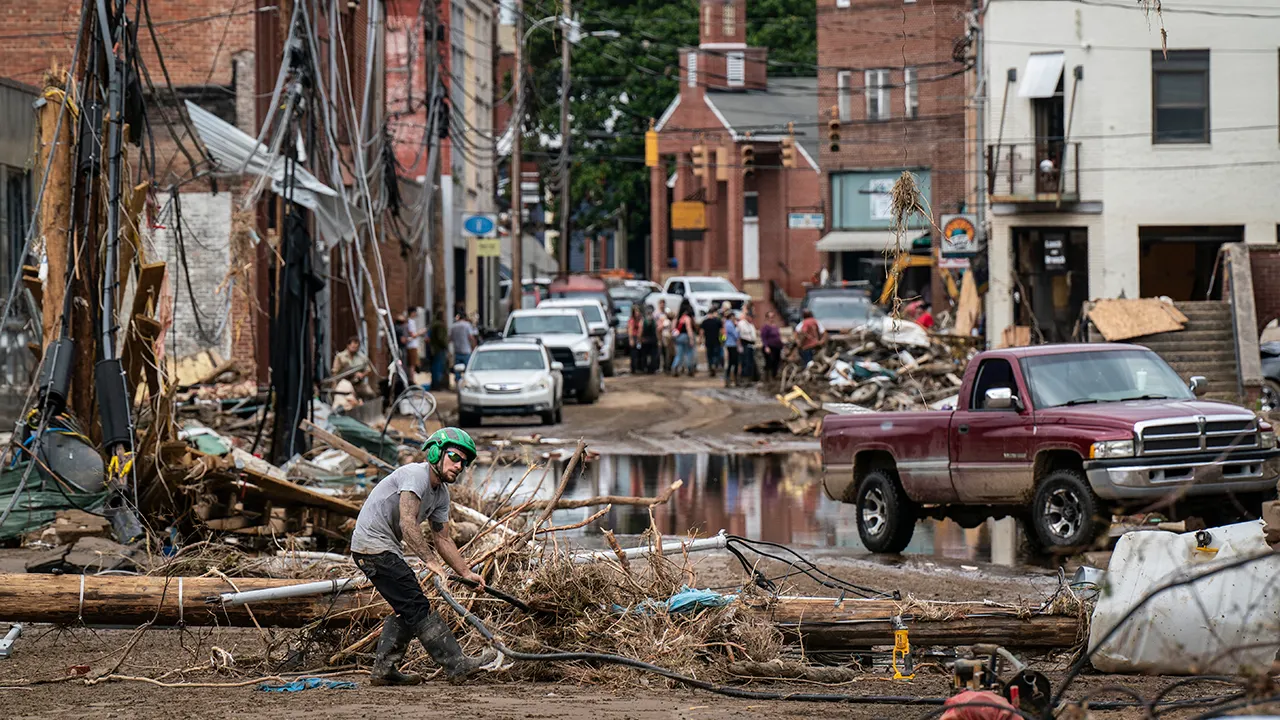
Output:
[986, 142, 1081, 202]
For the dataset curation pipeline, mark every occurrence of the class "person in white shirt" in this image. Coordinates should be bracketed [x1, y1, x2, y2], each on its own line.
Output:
[738, 312, 760, 382]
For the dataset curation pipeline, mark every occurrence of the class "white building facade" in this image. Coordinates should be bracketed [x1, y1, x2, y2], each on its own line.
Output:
[982, 0, 1280, 343]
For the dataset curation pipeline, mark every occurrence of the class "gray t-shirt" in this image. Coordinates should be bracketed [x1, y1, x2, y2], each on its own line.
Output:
[449, 320, 476, 355]
[351, 463, 451, 556]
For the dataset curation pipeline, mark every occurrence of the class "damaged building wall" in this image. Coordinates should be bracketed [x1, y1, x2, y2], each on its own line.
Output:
[0, 78, 37, 427]
[150, 192, 234, 360]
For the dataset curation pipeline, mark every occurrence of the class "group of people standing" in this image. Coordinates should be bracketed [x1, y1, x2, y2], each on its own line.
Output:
[625, 300, 787, 386]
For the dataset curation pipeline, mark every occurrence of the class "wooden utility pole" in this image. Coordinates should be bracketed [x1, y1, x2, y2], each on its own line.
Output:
[557, 0, 571, 275]
[36, 73, 74, 350]
[509, 0, 523, 309]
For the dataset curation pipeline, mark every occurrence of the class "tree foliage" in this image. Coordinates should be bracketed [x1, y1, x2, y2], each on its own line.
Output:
[520, 0, 816, 269]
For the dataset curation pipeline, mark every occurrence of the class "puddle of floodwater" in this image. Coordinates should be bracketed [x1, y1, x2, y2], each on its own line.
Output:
[473, 451, 995, 563]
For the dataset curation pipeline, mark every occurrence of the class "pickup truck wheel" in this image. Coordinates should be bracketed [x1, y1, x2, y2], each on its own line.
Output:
[856, 470, 918, 554]
[1032, 469, 1102, 551]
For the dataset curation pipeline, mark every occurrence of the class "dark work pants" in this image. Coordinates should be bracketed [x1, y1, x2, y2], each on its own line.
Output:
[706, 339, 722, 371]
[763, 345, 782, 380]
[353, 551, 432, 627]
[725, 347, 740, 384]
[741, 341, 757, 381]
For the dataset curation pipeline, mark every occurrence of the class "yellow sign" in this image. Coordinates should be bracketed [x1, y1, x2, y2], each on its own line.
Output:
[645, 128, 659, 167]
[671, 201, 707, 231]
[475, 238, 501, 257]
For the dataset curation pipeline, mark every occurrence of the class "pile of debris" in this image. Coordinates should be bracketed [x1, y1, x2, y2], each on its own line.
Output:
[777, 327, 978, 412]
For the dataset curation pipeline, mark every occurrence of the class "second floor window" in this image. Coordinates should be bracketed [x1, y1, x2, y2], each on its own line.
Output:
[1152, 49, 1210, 144]
[837, 70, 853, 122]
[866, 69, 890, 121]
[905, 67, 919, 119]
[722, 3, 737, 37]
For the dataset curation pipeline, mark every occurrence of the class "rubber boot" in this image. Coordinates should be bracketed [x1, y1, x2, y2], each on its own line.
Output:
[370, 615, 423, 686]
[414, 611, 498, 683]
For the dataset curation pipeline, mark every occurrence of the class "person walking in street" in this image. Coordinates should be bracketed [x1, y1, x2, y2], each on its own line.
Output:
[351, 428, 497, 685]
[428, 311, 450, 390]
[449, 312, 479, 381]
[627, 305, 643, 372]
[671, 302, 697, 376]
[640, 305, 659, 373]
[723, 310, 741, 387]
[761, 311, 784, 383]
[795, 308, 826, 367]
[701, 307, 723, 376]
[405, 306, 424, 373]
[659, 308, 675, 375]
[738, 310, 760, 383]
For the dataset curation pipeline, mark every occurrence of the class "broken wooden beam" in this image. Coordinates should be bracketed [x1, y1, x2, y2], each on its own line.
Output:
[300, 418, 395, 472]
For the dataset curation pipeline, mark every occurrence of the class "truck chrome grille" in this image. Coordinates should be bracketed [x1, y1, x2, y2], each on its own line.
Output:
[1137, 416, 1260, 456]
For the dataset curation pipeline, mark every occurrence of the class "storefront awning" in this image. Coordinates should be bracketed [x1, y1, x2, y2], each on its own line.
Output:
[816, 230, 905, 253]
[1018, 52, 1065, 98]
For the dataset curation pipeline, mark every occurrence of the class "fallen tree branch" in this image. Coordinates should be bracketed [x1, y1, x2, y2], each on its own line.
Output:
[535, 505, 610, 535]
[523, 480, 683, 511]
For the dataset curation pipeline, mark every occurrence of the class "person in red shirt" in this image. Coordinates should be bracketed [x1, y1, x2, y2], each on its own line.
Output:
[916, 302, 935, 329]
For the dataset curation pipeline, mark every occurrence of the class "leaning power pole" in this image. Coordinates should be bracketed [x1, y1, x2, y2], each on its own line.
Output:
[557, 0, 571, 275]
[427, 0, 447, 319]
[509, 0, 523, 311]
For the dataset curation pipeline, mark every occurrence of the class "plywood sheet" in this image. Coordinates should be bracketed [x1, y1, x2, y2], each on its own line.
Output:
[1088, 298, 1186, 342]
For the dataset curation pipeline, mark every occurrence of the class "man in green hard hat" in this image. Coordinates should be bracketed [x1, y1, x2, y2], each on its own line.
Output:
[351, 427, 497, 685]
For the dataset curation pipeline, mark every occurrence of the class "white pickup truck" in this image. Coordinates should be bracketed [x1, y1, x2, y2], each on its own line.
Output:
[646, 276, 752, 321]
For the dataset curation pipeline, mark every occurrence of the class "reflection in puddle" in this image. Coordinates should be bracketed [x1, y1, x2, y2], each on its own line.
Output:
[475, 452, 993, 563]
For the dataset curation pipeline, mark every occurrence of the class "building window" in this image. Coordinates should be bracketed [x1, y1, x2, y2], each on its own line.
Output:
[722, 3, 736, 37]
[1152, 49, 1210, 144]
[687, 51, 698, 88]
[865, 69, 890, 121]
[744, 192, 759, 218]
[837, 70, 853, 122]
[703, 5, 711, 33]
[727, 52, 745, 87]
[836, 0, 851, 7]
[904, 67, 918, 118]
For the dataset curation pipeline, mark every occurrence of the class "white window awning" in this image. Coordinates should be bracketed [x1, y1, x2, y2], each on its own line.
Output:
[816, 230, 905, 253]
[1017, 52, 1065, 99]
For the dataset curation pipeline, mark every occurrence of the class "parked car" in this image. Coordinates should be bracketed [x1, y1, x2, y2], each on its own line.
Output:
[647, 275, 751, 322]
[455, 339, 564, 427]
[537, 298, 616, 377]
[800, 285, 885, 335]
[547, 274, 618, 321]
[502, 308, 600, 403]
[821, 343, 1280, 554]
[622, 279, 663, 295]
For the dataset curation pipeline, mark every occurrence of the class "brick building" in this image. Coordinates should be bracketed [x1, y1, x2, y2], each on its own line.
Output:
[648, 0, 823, 306]
[815, 0, 971, 305]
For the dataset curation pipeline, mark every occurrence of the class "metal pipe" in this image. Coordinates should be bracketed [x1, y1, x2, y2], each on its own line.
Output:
[573, 530, 729, 564]
[0, 624, 22, 659]
[209, 577, 361, 606]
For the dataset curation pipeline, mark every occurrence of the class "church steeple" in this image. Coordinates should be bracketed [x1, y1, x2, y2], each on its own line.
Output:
[682, 0, 767, 92]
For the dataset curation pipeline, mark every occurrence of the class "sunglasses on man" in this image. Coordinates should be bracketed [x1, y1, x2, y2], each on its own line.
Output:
[444, 448, 471, 467]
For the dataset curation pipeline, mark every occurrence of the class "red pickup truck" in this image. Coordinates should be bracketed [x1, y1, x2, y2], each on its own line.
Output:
[821, 344, 1280, 553]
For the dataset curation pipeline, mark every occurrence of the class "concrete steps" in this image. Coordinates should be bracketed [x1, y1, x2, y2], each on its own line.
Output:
[1095, 300, 1242, 405]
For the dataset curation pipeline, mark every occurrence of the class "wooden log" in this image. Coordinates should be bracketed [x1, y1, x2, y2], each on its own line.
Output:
[0, 574, 378, 628]
[37, 77, 74, 349]
[751, 597, 1082, 650]
[523, 480, 684, 511]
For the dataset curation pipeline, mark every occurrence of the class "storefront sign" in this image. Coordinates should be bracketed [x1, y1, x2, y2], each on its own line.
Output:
[788, 212, 825, 229]
[940, 214, 977, 255]
[671, 201, 707, 231]
[1044, 236, 1066, 268]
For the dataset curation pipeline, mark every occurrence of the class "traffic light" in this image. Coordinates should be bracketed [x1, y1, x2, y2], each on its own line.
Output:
[692, 143, 708, 179]
[741, 137, 755, 177]
[828, 105, 841, 153]
[781, 121, 796, 168]
[645, 119, 658, 167]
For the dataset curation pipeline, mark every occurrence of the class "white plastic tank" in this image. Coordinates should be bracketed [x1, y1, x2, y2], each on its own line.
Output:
[1089, 520, 1280, 675]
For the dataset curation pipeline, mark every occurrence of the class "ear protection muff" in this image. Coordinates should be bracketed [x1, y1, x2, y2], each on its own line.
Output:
[424, 438, 443, 464]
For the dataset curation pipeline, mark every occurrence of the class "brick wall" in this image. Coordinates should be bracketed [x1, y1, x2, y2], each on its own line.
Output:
[816, 0, 970, 303]
[1252, 246, 1280, 334]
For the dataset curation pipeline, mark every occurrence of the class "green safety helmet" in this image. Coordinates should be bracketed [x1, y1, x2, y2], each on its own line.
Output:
[423, 427, 477, 466]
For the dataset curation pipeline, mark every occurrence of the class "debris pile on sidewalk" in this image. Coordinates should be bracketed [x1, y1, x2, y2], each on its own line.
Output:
[772, 326, 978, 418]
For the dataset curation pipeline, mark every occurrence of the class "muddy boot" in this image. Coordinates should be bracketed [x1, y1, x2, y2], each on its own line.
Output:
[371, 615, 423, 686]
[414, 612, 497, 683]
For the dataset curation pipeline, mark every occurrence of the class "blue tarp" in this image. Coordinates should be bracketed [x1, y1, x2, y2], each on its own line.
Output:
[614, 586, 735, 616]
[257, 678, 358, 692]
